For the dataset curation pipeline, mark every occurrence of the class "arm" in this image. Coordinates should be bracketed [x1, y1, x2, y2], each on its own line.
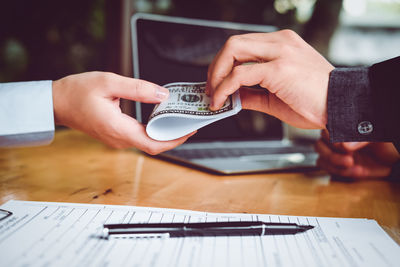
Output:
[328, 56, 400, 145]
[0, 80, 54, 147]
[207, 31, 400, 145]
[1, 72, 194, 154]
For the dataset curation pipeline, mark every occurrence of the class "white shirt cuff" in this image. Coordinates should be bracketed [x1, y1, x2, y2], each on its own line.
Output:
[0, 80, 55, 147]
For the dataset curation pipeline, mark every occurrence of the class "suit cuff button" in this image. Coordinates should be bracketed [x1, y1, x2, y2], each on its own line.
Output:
[358, 121, 373, 135]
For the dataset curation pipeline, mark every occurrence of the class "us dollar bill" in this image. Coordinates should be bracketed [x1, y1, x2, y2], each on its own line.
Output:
[149, 82, 235, 120]
[146, 82, 242, 141]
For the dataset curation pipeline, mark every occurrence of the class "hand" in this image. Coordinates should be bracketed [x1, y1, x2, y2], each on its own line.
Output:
[52, 72, 195, 154]
[315, 130, 400, 179]
[207, 30, 334, 129]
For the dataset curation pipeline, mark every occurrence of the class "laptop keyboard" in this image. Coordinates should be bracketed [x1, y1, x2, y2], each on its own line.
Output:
[164, 146, 314, 160]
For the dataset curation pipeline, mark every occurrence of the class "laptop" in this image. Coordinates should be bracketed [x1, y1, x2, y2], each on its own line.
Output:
[131, 13, 318, 174]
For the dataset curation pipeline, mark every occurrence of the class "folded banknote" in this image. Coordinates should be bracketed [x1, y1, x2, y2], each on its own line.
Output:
[146, 82, 242, 141]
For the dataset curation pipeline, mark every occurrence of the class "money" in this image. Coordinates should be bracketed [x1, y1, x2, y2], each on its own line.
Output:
[146, 82, 241, 141]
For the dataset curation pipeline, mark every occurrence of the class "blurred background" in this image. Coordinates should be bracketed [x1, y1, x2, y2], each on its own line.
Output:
[1, 0, 399, 138]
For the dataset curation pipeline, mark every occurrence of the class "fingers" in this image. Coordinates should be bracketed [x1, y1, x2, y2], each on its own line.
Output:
[315, 138, 391, 179]
[239, 87, 318, 129]
[321, 130, 370, 153]
[368, 142, 400, 164]
[239, 87, 270, 112]
[207, 30, 303, 95]
[317, 158, 364, 178]
[315, 139, 354, 168]
[108, 112, 195, 154]
[210, 62, 275, 110]
[64, 72, 191, 153]
[321, 129, 329, 141]
[340, 142, 370, 152]
[132, 126, 196, 155]
[315, 138, 363, 178]
[106, 73, 169, 103]
[207, 39, 281, 92]
[317, 156, 391, 179]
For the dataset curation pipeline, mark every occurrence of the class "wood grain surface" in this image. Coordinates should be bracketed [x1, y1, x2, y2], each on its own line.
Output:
[1, 129, 399, 243]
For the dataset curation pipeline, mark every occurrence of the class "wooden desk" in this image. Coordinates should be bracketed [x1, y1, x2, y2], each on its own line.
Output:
[1, 129, 400, 243]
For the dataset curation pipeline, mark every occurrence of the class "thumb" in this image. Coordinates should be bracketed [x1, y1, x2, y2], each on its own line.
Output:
[341, 142, 370, 152]
[110, 75, 169, 103]
[240, 87, 316, 128]
[239, 87, 270, 112]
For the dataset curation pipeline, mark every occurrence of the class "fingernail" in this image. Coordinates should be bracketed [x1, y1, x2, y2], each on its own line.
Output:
[210, 99, 215, 110]
[156, 86, 169, 100]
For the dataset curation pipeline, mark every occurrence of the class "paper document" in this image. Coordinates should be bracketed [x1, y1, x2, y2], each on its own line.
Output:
[146, 82, 241, 141]
[0, 200, 399, 267]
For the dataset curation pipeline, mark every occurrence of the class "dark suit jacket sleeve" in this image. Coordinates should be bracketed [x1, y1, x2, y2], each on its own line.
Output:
[327, 56, 400, 149]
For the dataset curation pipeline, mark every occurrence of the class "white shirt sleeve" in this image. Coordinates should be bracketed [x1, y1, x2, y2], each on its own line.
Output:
[0, 80, 55, 147]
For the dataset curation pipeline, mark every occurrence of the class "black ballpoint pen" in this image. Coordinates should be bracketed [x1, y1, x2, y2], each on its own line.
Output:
[102, 221, 314, 238]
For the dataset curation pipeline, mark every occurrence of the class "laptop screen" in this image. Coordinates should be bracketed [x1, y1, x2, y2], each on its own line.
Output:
[132, 14, 283, 142]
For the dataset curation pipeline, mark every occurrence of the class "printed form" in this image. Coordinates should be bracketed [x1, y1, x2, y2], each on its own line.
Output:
[0, 200, 399, 267]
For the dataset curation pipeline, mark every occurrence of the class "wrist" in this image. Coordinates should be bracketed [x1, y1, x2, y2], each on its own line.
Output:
[327, 67, 375, 142]
[52, 79, 63, 126]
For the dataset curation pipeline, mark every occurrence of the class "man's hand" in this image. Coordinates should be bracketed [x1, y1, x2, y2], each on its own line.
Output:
[52, 72, 194, 154]
[207, 30, 334, 129]
[315, 130, 400, 179]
